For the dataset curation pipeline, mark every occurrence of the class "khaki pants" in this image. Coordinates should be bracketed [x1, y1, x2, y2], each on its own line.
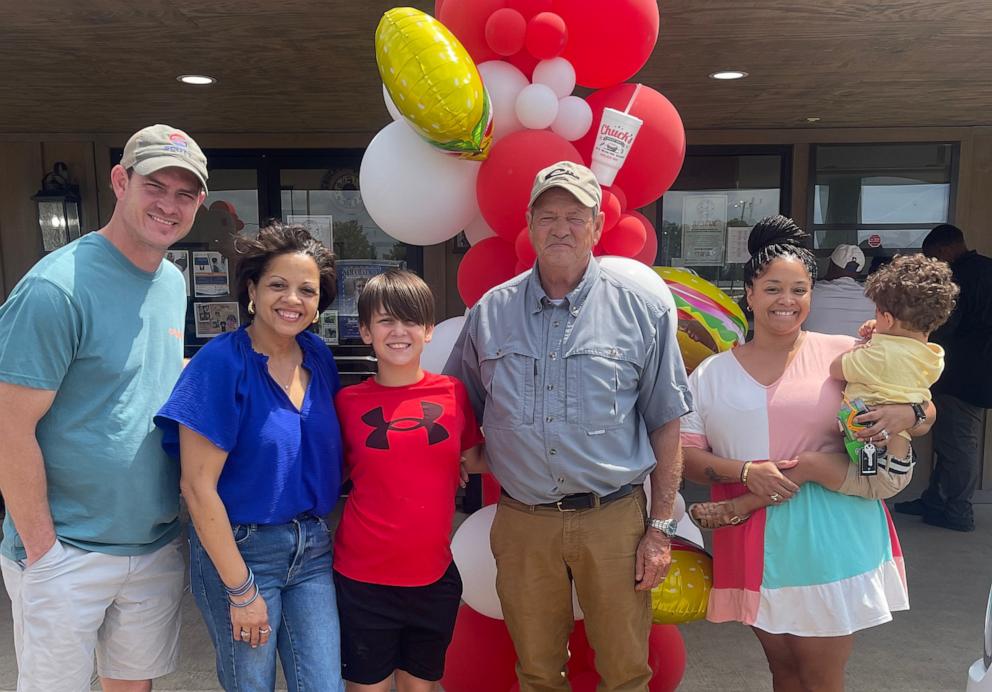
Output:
[490, 488, 652, 692]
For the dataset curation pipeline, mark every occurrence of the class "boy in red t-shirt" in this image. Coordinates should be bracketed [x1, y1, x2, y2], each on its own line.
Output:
[333, 269, 485, 692]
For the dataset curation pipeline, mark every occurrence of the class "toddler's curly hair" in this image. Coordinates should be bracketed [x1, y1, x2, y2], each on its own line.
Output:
[864, 254, 958, 334]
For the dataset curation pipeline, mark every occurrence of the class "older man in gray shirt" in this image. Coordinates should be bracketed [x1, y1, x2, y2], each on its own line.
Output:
[445, 161, 691, 692]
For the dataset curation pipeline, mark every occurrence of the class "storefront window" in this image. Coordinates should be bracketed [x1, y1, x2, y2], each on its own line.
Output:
[659, 147, 789, 300]
[810, 143, 956, 267]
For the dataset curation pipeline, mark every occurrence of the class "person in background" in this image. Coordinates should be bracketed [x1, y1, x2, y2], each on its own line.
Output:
[804, 243, 875, 336]
[895, 223, 992, 532]
[333, 269, 485, 692]
[446, 161, 690, 692]
[156, 223, 345, 691]
[0, 124, 207, 691]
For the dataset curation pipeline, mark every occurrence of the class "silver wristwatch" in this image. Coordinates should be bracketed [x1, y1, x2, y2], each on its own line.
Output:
[647, 518, 677, 538]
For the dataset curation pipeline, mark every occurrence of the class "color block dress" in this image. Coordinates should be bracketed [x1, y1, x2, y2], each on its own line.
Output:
[681, 332, 909, 636]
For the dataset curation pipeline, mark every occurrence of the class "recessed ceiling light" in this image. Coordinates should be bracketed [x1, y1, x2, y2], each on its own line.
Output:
[709, 70, 748, 80]
[806, 116, 821, 123]
[177, 74, 216, 86]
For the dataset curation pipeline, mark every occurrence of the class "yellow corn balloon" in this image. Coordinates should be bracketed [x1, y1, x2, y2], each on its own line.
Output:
[376, 7, 493, 160]
[650, 544, 712, 624]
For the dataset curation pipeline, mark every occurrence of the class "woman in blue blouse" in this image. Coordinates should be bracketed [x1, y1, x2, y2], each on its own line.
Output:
[156, 223, 344, 692]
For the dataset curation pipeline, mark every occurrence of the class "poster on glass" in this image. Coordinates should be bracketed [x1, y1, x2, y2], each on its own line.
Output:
[331, 260, 403, 340]
[165, 250, 191, 296]
[680, 194, 728, 266]
[192, 251, 230, 297]
[194, 301, 241, 338]
[318, 309, 339, 346]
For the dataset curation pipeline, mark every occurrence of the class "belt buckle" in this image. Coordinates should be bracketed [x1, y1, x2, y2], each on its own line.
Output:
[555, 499, 578, 512]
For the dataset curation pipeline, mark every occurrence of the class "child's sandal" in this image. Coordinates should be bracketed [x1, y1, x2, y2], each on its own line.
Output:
[688, 501, 751, 530]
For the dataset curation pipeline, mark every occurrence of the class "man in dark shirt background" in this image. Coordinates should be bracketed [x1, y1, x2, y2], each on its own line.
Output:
[896, 223, 992, 531]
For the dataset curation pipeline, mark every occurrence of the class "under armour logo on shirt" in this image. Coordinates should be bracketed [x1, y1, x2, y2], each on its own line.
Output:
[361, 402, 450, 450]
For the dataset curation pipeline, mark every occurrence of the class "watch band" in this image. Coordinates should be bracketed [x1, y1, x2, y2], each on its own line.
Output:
[647, 518, 677, 538]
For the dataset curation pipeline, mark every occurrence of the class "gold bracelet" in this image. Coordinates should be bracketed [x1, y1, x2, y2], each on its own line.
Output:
[740, 461, 752, 486]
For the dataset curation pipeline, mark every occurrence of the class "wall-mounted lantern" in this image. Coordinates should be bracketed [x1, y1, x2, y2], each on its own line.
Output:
[32, 161, 81, 252]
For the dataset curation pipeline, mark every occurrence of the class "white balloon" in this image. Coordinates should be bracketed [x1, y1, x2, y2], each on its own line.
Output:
[359, 121, 480, 246]
[382, 83, 402, 121]
[463, 214, 498, 246]
[551, 96, 593, 141]
[597, 256, 678, 341]
[515, 83, 560, 131]
[532, 57, 576, 98]
[676, 519, 705, 549]
[421, 316, 467, 374]
[478, 60, 529, 142]
[451, 505, 585, 620]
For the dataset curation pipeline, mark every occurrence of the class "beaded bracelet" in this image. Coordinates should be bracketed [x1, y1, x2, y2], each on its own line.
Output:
[225, 568, 255, 598]
[228, 583, 260, 608]
[740, 461, 753, 486]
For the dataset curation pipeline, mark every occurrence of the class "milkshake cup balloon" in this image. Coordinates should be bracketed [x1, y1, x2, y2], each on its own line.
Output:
[590, 84, 643, 185]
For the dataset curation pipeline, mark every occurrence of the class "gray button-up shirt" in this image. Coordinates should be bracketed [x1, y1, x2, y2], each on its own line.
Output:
[444, 259, 692, 505]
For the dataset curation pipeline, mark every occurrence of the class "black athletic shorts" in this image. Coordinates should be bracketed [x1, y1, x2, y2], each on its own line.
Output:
[333, 562, 462, 684]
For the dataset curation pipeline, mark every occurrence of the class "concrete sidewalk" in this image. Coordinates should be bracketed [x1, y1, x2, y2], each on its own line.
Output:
[1, 505, 988, 691]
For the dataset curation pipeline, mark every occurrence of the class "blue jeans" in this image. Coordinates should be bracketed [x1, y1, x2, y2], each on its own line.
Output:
[189, 515, 344, 692]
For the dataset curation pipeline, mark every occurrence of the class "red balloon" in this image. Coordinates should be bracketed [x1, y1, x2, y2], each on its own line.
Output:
[552, 0, 659, 88]
[525, 12, 568, 60]
[574, 84, 686, 209]
[604, 184, 627, 212]
[601, 213, 646, 257]
[486, 8, 527, 56]
[514, 258, 532, 274]
[442, 605, 518, 692]
[435, 0, 447, 17]
[514, 227, 536, 263]
[507, 0, 552, 19]
[457, 237, 518, 307]
[568, 620, 596, 672]
[439, 0, 508, 64]
[477, 129, 582, 240]
[628, 209, 658, 265]
[601, 190, 622, 232]
[568, 671, 601, 692]
[648, 624, 687, 692]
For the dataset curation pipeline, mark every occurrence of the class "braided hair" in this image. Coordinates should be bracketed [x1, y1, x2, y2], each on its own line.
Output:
[743, 215, 817, 287]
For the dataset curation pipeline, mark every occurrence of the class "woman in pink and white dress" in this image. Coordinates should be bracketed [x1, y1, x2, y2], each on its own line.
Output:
[681, 216, 930, 691]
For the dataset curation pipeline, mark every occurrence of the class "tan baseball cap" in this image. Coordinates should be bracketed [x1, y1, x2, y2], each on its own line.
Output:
[529, 161, 602, 209]
[120, 124, 209, 193]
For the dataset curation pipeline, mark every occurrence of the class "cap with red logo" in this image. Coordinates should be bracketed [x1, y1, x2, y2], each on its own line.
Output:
[120, 124, 208, 193]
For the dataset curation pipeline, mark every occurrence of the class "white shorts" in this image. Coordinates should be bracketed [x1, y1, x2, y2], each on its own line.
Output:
[1, 537, 185, 691]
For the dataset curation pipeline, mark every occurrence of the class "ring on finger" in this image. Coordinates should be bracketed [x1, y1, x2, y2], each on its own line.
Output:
[240, 629, 250, 640]
[881, 429, 889, 440]
[259, 626, 272, 635]
[770, 493, 782, 503]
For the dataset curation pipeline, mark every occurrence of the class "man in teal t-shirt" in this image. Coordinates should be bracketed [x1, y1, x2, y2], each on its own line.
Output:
[0, 124, 208, 691]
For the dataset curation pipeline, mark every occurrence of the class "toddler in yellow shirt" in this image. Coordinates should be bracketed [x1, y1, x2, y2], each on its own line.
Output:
[830, 253, 958, 499]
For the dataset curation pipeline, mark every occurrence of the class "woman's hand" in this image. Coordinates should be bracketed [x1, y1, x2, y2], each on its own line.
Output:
[230, 590, 271, 649]
[855, 403, 918, 442]
[857, 319, 877, 341]
[745, 460, 800, 503]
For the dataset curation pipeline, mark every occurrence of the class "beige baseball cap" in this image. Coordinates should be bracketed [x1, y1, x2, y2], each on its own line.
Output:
[830, 243, 866, 271]
[120, 124, 208, 193]
[528, 161, 602, 209]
